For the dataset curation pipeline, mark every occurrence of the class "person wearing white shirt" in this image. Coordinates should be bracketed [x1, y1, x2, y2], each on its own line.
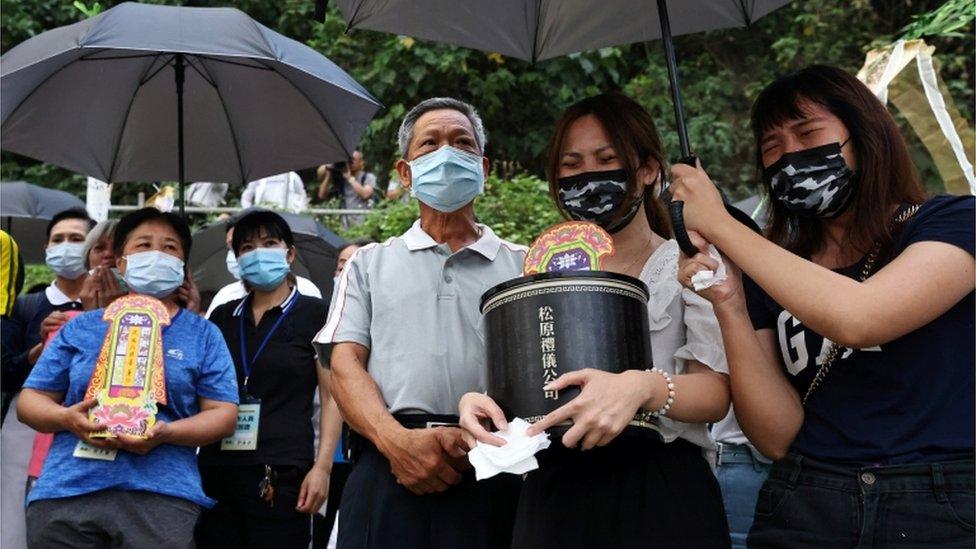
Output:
[459, 92, 732, 548]
[241, 172, 308, 212]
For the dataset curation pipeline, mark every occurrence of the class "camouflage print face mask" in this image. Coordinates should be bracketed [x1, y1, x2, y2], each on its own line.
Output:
[763, 140, 857, 218]
[557, 169, 643, 233]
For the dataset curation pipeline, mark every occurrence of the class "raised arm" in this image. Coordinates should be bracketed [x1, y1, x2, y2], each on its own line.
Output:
[347, 172, 375, 201]
[671, 164, 975, 348]
[317, 169, 333, 201]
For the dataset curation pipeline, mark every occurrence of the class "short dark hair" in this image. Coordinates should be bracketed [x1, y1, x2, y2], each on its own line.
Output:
[46, 208, 93, 240]
[231, 210, 294, 256]
[113, 208, 192, 260]
[751, 64, 926, 257]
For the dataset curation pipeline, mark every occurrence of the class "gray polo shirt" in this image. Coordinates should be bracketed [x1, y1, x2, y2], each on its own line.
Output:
[316, 220, 526, 414]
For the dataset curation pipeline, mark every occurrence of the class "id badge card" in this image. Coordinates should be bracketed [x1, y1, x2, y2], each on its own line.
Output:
[221, 396, 261, 451]
[73, 440, 118, 461]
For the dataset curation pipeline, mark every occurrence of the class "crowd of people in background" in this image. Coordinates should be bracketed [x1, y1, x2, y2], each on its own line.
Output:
[183, 148, 383, 228]
[0, 62, 972, 549]
[191, 147, 383, 229]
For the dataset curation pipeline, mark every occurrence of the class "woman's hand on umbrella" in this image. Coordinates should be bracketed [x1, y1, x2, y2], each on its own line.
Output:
[669, 160, 729, 239]
[458, 392, 508, 448]
[525, 369, 658, 450]
[677, 231, 745, 309]
[296, 464, 330, 514]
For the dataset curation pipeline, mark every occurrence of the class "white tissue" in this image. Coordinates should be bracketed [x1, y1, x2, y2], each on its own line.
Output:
[691, 244, 728, 291]
[467, 418, 551, 481]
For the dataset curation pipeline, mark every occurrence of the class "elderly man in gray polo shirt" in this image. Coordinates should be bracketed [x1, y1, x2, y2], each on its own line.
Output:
[315, 97, 525, 549]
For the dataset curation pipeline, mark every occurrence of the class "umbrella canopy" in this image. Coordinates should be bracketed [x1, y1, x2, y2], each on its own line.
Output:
[1, 181, 87, 263]
[338, 0, 788, 63]
[337, 0, 789, 256]
[1, 2, 381, 191]
[189, 208, 346, 308]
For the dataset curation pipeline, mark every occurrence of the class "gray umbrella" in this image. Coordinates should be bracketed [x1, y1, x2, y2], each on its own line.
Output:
[189, 208, 346, 309]
[1, 181, 87, 263]
[339, 0, 787, 63]
[337, 0, 789, 255]
[1, 2, 381, 214]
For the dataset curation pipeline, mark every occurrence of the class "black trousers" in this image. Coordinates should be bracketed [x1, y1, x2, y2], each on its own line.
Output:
[196, 464, 311, 549]
[512, 437, 730, 549]
[748, 453, 975, 548]
[337, 441, 521, 549]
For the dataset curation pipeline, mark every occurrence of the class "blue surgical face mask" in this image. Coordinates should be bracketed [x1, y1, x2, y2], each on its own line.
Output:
[408, 145, 485, 212]
[123, 250, 185, 299]
[237, 247, 290, 291]
[225, 249, 241, 280]
[45, 242, 88, 280]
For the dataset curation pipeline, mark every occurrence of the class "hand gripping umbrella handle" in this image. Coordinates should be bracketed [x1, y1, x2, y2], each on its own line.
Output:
[670, 155, 700, 257]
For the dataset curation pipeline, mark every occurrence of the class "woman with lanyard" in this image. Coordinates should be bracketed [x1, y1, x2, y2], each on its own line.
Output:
[198, 210, 335, 549]
[672, 65, 974, 546]
[17, 207, 239, 548]
[459, 91, 732, 548]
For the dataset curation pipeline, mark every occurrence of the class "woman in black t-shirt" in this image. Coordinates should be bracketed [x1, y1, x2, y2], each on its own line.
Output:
[196, 211, 337, 549]
[670, 65, 974, 547]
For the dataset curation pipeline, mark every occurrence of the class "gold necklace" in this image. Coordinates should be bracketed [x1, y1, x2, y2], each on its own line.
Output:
[616, 235, 654, 276]
[802, 203, 922, 405]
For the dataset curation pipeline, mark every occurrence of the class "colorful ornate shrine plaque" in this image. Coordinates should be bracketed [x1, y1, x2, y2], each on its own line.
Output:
[85, 295, 170, 439]
[523, 221, 615, 275]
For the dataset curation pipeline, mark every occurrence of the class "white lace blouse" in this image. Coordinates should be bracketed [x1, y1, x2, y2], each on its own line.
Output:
[639, 239, 728, 453]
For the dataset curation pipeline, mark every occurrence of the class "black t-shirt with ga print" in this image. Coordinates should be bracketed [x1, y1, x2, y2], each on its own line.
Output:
[744, 195, 975, 465]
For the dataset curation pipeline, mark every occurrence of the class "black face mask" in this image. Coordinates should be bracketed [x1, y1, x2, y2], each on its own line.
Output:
[763, 140, 857, 218]
[556, 169, 643, 233]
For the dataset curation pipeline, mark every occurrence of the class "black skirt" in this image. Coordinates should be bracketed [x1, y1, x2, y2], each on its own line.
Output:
[511, 436, 730, 549]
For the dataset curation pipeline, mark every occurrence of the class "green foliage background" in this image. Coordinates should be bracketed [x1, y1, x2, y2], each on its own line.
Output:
[342, 173, 565, 245]
[1, 0, 973, 245]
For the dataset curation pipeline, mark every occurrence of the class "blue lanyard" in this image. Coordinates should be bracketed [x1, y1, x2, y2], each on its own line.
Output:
[238, 293, 296, 391]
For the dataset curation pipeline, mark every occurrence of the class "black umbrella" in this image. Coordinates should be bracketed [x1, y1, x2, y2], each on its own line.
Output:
[0, 181, 87, 263]
[1, 2, 381, 215]
[335, 0, 789, 253]
[189, 208, 346, 308]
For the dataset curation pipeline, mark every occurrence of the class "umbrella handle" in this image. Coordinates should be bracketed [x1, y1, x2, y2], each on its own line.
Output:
[669, 155, 765, 258]
[670, 155, 700, 257]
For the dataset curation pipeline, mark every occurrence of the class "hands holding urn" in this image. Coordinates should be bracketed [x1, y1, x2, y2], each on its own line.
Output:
[459, 369, 668, 452]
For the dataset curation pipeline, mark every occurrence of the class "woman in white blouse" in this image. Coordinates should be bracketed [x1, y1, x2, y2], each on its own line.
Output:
[459, 92, 732, 549]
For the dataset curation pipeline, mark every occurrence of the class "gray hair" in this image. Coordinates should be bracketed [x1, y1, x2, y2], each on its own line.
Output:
[82, 219, 118, 269]
[397, 97, 487, 157]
